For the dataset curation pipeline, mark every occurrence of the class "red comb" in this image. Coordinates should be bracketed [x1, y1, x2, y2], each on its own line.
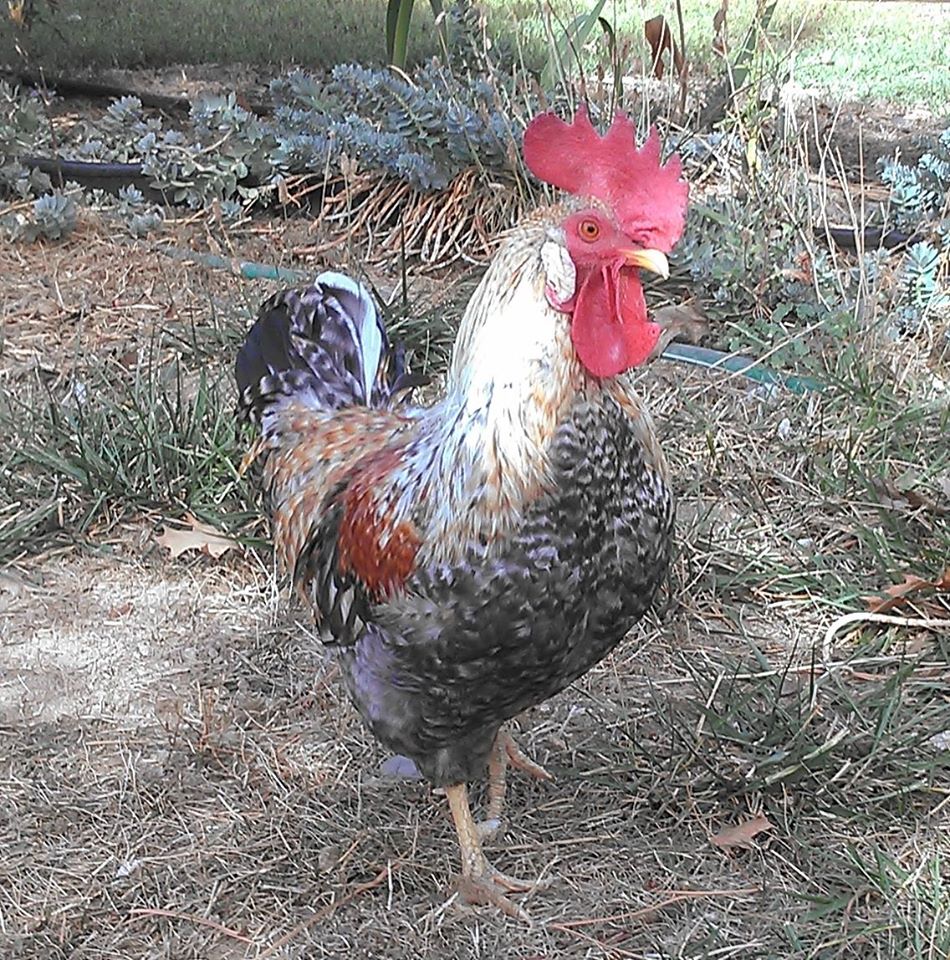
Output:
[523, 106, 688, 252]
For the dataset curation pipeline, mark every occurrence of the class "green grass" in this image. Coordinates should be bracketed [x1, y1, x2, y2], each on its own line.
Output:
[632, 626, 950, 957]
[788, 1, 950, 107]
[518, 0, 950, 109]
[2, 6, 948, 954]
[1, 183, 948, 960]
[3, 1, 950, 108]
[0, 0, 439, 71]
[0, 347, 255, 562]
[0, 254, 471, 563]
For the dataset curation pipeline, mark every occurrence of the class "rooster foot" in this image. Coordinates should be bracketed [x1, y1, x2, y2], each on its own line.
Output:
[455, 863, 550, 922]
[447, 780, 551, 922]
[477, 729, 552, 841]
[501, 731, 553, 782]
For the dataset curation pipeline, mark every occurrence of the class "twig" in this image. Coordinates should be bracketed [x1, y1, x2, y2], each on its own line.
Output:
[673, 0, 688, 117]
[258, 863, 397, 957]
[551, 923, 639, 957]
[550, 886, 761, 930]
[127, 907, 253, 943]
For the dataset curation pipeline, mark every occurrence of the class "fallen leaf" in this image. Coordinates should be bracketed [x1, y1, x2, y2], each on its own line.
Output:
[869, 477, 946, 515]
[862, 569, 950, 614]
[885, 573, 936, 599]
[0, 566, 44, 614]
[317, 844, 344, 874]
[156, 514, 239, 560]
[644, 15, 685, 80]
[710, 815, 773, 852]
[712, 0, 730, 55]
[0, 567, 40, 596]
[779, 250, 814, 285]
[649, 302, 708, 361]
[234, 92, 255, 114]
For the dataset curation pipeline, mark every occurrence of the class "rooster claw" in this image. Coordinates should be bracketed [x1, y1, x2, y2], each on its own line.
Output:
[455, 864, 552, 922]
[446, 782, 553, 922]
[503, 735, 553, 782]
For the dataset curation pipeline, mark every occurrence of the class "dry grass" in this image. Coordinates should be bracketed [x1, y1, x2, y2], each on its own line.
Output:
[2, 491, 947, 958]
[2, 166, 949, 958]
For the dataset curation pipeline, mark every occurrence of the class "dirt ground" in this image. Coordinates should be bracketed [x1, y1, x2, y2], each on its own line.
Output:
[2, 78, 949, 959]
[0, 550, 818, 960]
[0, 460, 833, 960]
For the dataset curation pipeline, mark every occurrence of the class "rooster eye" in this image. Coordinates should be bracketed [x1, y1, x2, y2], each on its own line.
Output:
[578, 219, 600, 242]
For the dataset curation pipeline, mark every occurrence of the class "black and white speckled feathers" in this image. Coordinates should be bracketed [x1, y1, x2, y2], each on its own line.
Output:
[339, 392, 672, 785]
[236, 272, 419, 424]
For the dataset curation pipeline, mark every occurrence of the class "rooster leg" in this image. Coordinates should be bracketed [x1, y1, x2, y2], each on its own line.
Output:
[478, 734, 509, 840]
[445, 782, 546, 922]
[503, 731, 553, 782]
[478, 729, 553, 841]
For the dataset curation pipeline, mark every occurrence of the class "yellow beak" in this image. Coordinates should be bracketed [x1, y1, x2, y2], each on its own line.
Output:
[622, 248, 670, 280]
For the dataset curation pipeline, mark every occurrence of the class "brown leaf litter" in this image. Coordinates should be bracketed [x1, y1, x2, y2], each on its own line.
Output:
[862, 568, 950, 614]
[155, 513, 240, 559]
[710, 815, 774, 852]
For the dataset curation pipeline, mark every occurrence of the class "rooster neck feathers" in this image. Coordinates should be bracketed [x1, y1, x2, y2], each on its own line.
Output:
[402, 220, 592, 565]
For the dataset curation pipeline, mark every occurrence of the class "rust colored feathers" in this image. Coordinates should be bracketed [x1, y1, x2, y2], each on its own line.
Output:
[336, 443, 421, 601]
[260, 404, 417, 600]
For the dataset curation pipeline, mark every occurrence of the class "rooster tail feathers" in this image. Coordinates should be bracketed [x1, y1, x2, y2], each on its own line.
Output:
[236, 271, 421, 425]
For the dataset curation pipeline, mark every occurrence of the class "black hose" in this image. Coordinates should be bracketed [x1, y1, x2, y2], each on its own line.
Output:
[20, 154, 166, 200]
[17, 154, 276, 204]
[1, 67, 271, 115]
[820, 225, 922, 252]
[23, 156, 145, 178]
[1, 68, 192, 113]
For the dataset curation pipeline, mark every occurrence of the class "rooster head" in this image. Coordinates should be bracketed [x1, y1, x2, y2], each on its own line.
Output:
[523, 107, 688, 378]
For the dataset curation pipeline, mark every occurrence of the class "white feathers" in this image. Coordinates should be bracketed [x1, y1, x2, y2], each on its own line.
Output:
[540, 239, 577, 305]
[404, 239, 579, 566]
[453, 259, 564, 404]
[315, 270, 383, 403]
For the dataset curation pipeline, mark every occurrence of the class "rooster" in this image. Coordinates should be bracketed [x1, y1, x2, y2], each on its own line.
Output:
[235, 107, 688, 918]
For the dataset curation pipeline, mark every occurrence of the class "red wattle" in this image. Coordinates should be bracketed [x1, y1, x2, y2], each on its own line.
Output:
[570, 267, 660, 377]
